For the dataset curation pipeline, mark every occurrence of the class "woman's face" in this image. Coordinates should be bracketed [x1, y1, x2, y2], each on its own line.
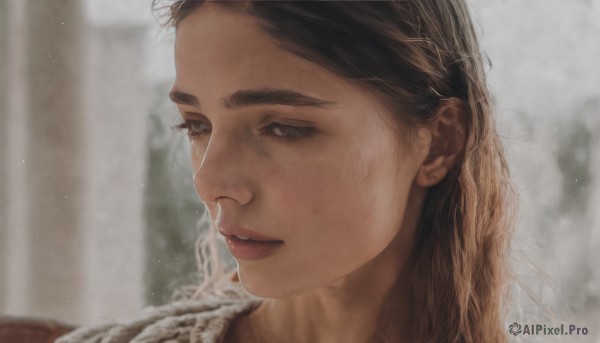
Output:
[173, 4, 426, 298]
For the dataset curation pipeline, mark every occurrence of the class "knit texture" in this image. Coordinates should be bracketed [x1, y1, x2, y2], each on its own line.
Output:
[55, 298, 261, 343]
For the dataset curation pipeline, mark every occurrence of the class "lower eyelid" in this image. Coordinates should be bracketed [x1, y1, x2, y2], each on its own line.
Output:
[174, 119, 211, 137]
[264, 123, 317, 139]
[177, 118, 317, 142]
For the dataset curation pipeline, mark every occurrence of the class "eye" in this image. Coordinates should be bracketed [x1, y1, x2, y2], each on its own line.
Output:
[261, 123, 317, 142]
[172, 119, 211, 137]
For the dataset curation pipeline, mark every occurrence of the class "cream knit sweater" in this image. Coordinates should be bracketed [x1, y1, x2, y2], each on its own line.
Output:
[56, 295, 261, 343]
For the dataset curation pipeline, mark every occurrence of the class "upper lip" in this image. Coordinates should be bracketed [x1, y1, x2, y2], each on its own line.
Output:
[217, 222, 283, 242]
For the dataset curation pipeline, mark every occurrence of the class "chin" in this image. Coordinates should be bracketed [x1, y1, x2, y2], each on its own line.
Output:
[237, 268, 305, 299]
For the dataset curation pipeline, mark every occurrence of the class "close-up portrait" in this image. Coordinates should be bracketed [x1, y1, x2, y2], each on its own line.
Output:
[0, 1, 599, 343]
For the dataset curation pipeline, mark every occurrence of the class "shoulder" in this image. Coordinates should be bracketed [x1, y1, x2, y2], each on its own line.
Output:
[55, 298, 260, 343]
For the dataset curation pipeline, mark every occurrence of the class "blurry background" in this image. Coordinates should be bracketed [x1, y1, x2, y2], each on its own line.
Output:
[0, 0, 598, 341]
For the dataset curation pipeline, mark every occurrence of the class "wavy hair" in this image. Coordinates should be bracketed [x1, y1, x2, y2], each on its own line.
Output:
[157, 1, 519, 342]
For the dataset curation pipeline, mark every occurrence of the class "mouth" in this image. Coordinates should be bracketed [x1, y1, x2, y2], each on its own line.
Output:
[217, 223, 282, 242]
[223, 234, 284, 260]
[225, 233, 283, 242]
[217, 223, 284, 260]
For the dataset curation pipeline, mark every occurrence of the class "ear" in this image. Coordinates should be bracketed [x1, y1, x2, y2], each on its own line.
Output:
[415, 98, 467, 187]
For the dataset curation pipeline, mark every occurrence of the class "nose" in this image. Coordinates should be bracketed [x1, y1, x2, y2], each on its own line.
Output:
[192, 132, 255, 207]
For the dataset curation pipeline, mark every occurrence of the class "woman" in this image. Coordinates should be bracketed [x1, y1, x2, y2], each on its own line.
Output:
[58, 1, 517, 342]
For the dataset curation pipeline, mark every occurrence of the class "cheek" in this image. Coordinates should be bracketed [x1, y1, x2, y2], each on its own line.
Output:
[266, 143, 402, 251]
[270, 161, 335, 218]
[247, 151, 406, 296]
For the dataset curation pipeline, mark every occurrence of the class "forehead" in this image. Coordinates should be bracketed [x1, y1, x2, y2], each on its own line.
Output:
[173, 4, 372, 110]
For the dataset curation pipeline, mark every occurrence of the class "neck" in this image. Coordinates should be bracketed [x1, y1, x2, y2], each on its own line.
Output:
[248, 234, 417, 343]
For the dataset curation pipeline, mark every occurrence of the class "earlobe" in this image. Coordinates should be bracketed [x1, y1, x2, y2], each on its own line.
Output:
[414, 97, 467, 187]
[415, 155, 448, 187]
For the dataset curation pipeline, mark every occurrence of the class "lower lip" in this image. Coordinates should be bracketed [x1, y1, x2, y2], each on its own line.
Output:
[224, 235, 284, 260]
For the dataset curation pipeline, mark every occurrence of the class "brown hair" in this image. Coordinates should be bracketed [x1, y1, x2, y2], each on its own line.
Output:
[157, 1, 519, 342]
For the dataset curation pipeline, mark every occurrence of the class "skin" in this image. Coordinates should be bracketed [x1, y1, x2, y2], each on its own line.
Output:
[172, 4, 466, 343]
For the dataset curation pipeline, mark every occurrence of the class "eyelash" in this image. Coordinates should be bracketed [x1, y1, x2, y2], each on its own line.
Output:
[172, 119, 317, 142]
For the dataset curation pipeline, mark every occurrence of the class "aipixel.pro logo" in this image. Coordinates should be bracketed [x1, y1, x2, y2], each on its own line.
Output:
[508, 322, 589, 336]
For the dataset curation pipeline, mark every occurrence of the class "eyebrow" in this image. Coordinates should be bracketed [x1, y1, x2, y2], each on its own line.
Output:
[169, 88, 336, 109]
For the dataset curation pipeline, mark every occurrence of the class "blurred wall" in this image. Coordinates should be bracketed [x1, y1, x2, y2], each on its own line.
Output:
[474, 1, 600, 337]
[24, 0, 86, 321]
[1, 0, 148, 324]
[0, 0, 8, 312]
[3, 0, 28, 318]
[81, 23, 148, 322]
[3, 0, 88, 322]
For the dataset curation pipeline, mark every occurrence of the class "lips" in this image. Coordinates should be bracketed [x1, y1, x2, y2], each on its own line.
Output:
[217, 222, 284, 260]
[217, 223, 283, 242]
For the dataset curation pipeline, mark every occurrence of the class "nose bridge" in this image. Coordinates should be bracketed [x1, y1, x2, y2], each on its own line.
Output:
[193, 129, 254, 206]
